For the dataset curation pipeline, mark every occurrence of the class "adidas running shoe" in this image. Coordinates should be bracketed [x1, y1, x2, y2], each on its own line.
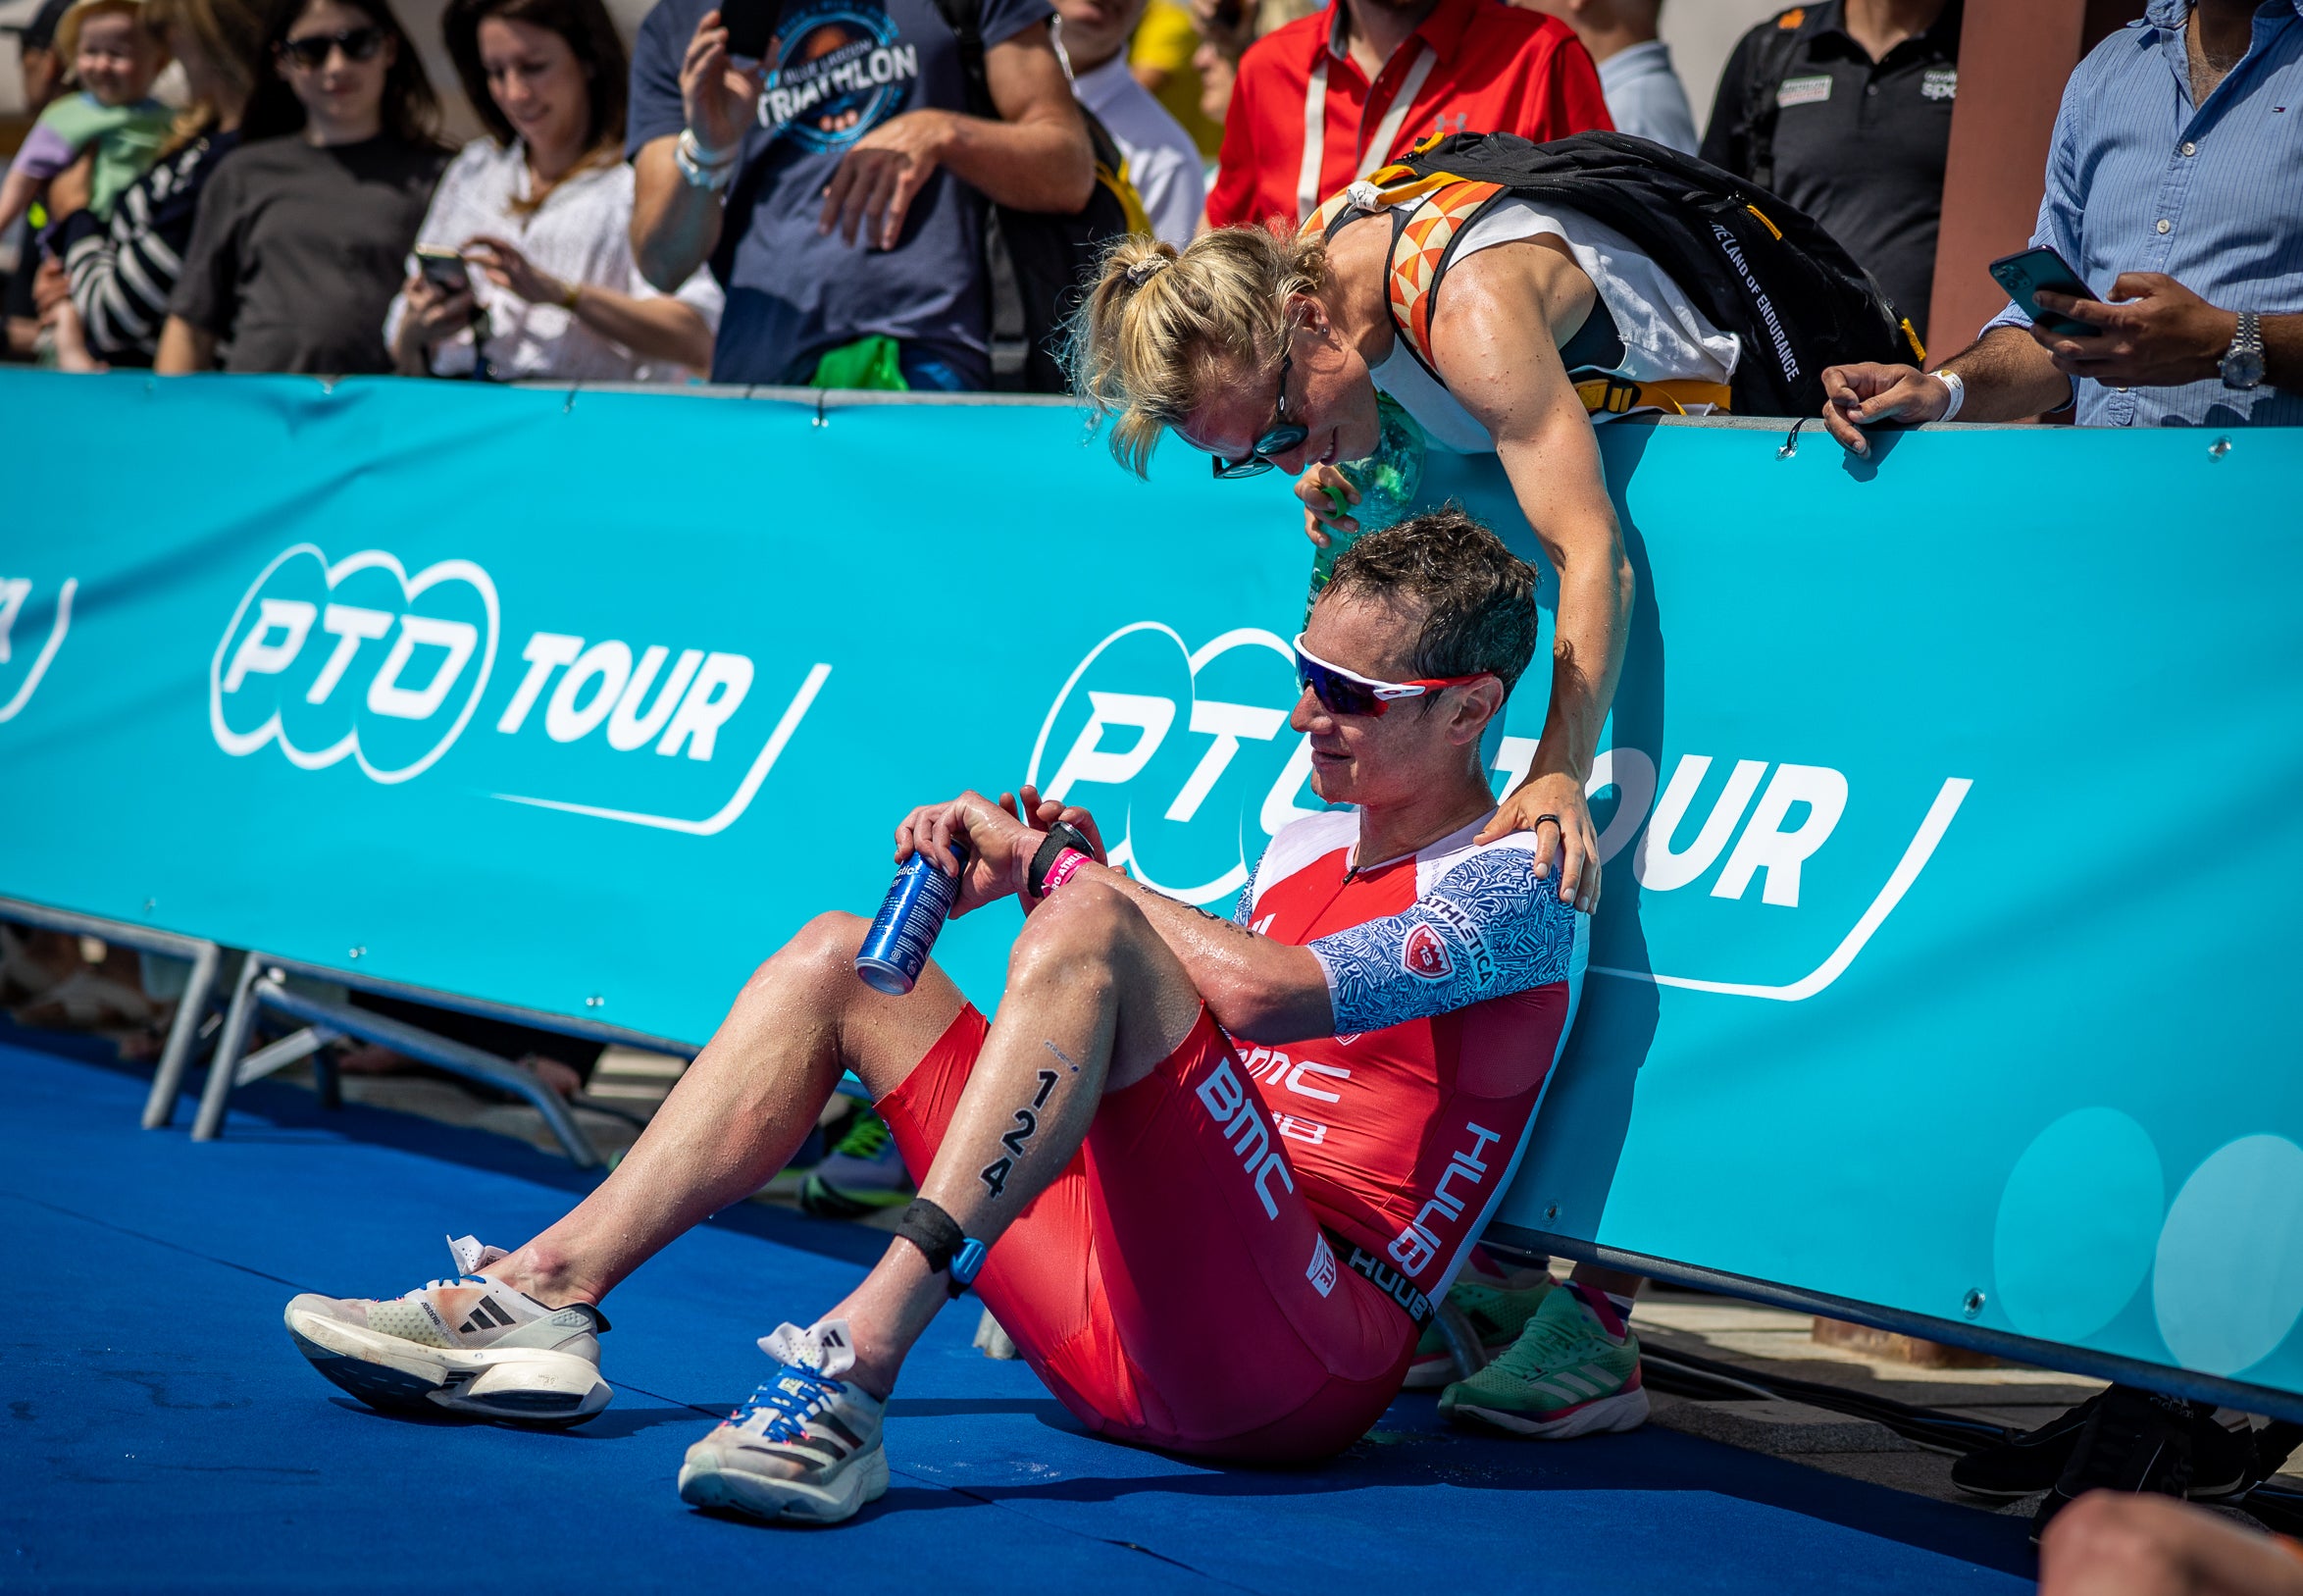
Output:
[799, 1109, 914, 1218]
[677, 1319, 889, 1525]
[1405, 1260, 1557, 1389]
[1438, 1283, 1649, 1439]
[283, 1234, 612, 1425]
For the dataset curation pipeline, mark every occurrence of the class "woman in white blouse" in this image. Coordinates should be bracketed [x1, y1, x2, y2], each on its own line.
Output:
[387, 0, 718, 381]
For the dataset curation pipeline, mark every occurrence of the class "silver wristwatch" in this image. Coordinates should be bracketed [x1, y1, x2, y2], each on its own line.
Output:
[2221, 309, 2266, 390]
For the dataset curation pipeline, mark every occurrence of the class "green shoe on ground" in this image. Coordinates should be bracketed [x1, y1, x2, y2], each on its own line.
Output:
[1404, 1270, 1558, 1389]
[1437, 1284, 1649, 1438]
[799, 1109, 914, 1217]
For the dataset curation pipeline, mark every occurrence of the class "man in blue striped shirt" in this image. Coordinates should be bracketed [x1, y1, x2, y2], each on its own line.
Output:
[1820, 0, 2302, 446]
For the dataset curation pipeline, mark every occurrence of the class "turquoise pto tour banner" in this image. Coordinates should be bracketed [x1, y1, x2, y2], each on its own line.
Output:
[4, 371, 2300, 1412]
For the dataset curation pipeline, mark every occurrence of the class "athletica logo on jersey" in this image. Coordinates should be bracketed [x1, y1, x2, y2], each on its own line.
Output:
[1403, 923, 1452, 981]
[1306, 1233, 1337, 1298]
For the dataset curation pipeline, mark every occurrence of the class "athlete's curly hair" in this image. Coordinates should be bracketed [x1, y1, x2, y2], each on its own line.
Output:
[1323, 505, 1541, 696]
[1063, 226, 1329, 478]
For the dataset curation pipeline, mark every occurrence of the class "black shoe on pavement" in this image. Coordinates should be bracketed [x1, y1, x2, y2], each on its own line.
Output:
[2030, 1385, 2211, 1542]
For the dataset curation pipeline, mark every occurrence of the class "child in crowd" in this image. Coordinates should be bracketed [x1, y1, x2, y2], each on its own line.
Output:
[0, 0, 173, 233]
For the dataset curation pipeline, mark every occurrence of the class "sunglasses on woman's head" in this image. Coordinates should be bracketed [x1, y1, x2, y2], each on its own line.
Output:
[1292, 634, 1494, 717]
[1211, 342, 1308, 479]
[279, 25, 384, 67]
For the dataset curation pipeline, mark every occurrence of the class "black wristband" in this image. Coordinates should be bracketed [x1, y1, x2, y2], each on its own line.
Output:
[1027, 820, 1096, 898]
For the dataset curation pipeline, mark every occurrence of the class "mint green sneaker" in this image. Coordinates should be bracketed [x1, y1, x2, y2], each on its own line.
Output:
[1437, 1285, 1649, 1438]
[1405, 1269, 1558, 1390]
[799, 1110, 914, 1218]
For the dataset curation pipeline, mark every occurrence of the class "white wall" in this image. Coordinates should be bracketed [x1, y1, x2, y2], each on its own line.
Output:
[1661, 0, 1788, 139]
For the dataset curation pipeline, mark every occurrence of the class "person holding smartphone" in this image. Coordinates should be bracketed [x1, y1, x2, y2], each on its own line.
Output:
[385, 0, 720, 382]
[1820, 0, 2302, 448]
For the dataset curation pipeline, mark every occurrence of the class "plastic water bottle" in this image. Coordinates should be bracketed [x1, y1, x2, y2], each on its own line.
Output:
[1308, 392, 1427, 611]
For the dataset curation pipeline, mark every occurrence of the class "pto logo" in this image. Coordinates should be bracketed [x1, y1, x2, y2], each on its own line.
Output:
[0, 575, 76, 723]
[1034, 619, 1972, 1004]
[1402, 924, 1452, 981]
[1028, 623, 1313, 905]
[759, 3, 917, 152]
[212, 546, 497, 783]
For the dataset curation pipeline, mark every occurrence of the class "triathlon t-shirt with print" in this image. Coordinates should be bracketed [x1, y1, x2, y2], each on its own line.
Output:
[1227, 807, 1588, 1302]
[628, 0, 1051, 385]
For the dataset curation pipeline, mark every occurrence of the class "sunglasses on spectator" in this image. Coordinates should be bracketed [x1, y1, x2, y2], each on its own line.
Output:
[1211, 340, 1308, 479]
[279, 26, 384, 68]
[1293, 634, 1493, 717]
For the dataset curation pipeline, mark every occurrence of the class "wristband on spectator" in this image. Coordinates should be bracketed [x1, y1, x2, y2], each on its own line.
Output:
[560, 281, 582, 312]
[675, 128, 738, 191]
[1934, 368, 1966, 422]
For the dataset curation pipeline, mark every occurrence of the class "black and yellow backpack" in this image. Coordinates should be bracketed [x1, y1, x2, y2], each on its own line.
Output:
[1303, 130, 1922, 419]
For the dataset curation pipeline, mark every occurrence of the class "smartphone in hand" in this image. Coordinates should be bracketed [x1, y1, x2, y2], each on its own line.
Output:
[1988, 246, 2101, 337]
[415, 245, 472, 296]
[718, 0, 778, 60]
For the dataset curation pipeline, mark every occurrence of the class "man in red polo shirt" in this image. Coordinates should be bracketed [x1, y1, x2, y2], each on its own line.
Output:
[1204, 0, 1612, 232]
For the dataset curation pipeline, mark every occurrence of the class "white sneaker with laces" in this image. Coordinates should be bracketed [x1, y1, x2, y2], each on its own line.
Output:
[283, 1234, 612, 1425]
[677, 1319, 889, 1525]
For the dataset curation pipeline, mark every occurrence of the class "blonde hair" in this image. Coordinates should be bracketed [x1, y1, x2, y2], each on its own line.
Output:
[144, 0, 266, 150]
[57, 0, 162, 64]
[1065, 225, 1329, 478]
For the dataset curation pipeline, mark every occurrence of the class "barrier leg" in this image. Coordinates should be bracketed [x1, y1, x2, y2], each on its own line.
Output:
[248, 980, 601, 1168]
[141, 940, 221, 1129]
[192, 952, 263, 1142]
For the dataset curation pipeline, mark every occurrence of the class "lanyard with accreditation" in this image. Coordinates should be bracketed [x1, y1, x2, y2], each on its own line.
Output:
[1294, 38, 1436, 224]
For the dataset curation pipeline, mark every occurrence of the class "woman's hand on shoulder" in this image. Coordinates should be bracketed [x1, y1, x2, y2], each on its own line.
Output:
[1296, 463, 1358, 547]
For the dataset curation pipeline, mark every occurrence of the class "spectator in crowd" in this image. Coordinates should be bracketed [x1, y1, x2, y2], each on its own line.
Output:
[38, 0, 267, 368]
[2039, 1490, 2303, 1596]
[1054, 0, 1202, 246]
[1823, 0, 2301, 450]
[1202, 0, 1610, 232]
[1, 0, 76, 360]
[157, 0, 447, 373]
[385, 0, 718, 381]
[0, 0, 175, 240]
[624, 0, 1093, 388]
[1127, 0, 1220, 158]
[1702, 0, 1958, 347]
[1516, 0, 1695, 154]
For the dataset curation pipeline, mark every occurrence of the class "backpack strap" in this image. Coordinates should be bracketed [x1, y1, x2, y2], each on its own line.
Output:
[928, 0, 994, 118]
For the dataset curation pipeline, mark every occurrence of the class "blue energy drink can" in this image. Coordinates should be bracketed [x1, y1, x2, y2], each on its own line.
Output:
[855, 837, 970, 996]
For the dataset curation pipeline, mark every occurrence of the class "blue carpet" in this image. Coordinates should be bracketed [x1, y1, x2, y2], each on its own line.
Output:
[0, 1037, 2038, 1593]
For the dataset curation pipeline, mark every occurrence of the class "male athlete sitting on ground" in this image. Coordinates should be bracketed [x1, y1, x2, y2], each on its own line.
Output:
[283, 508, 1643, 1524]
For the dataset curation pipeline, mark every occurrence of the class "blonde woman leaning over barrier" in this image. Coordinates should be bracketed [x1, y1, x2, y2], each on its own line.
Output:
[1068, 216, 1704, 918]
[1068, 213, 1708, 1440]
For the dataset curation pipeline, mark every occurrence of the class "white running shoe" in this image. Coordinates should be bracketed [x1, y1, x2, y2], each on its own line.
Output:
[677, 1319, 889, 1525]
[283, 1234, 612, 1425]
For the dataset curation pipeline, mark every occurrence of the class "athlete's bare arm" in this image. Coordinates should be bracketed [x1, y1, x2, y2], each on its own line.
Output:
[899, 790, 1334, 1045]
[1426, 242, 1635, 918]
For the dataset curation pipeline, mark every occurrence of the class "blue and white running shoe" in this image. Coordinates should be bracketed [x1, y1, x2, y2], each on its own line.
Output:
[283, 1234, 612, 1425]
[677, 1319, 889, 1525]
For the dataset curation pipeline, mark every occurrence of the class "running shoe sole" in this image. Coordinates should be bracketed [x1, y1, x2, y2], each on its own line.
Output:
[1447, 1384, 1651, 1440]
[677, 1443, 890, 1525]
[284, 1301, 612, 1426]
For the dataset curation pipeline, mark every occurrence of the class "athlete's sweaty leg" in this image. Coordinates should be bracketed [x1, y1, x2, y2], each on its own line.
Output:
[476, 911, 966, 1308]
[819, 878, 1203, 1397]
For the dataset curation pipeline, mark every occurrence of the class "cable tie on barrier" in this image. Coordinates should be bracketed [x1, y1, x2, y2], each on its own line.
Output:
[1776, 415, 1808, 460]
[813, 388, 830, 428]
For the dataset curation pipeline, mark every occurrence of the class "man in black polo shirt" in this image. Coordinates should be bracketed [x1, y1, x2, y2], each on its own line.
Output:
[1701, 0, 1960, 348]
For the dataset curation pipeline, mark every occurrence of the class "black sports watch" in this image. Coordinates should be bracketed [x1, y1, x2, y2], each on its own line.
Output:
[2221, 309, 2266, 390]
